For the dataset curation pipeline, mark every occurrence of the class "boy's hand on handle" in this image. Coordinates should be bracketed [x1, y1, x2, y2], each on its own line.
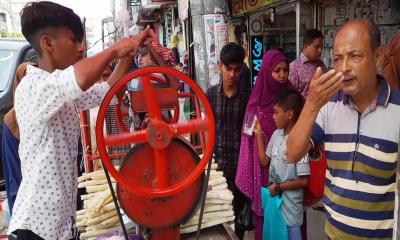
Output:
[306, 67, 343, 111]
[268, 183, 277, 197]
[111, 26, 156, 58]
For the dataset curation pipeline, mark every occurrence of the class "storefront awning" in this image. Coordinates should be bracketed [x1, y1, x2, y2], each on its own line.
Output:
[141, 0, 176, 9]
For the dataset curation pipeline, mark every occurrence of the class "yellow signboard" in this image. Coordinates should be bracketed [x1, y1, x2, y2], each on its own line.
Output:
[232, 0, 277, 16]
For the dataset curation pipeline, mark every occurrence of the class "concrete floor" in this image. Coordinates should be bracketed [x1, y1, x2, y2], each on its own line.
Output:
[243, 207, 327, 240]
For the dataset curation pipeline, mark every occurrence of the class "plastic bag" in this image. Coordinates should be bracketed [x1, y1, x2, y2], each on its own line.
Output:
[235, 201, 254, 231]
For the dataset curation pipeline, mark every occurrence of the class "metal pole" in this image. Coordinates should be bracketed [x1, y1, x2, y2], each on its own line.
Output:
[79, 111, 93, 173]
[123, 0, 129, 37]
[296, 1, 301, 58]
[102, 19, 105, 50]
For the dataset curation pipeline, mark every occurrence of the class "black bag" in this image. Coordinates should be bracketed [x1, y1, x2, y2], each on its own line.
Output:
[235, 201, 255, 231]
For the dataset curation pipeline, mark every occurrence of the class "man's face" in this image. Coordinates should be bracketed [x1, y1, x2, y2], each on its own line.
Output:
[303, 38, 323, 62]
[219, 63, 242, 85]
[51, 28, 84, 69]
[333, 24, 378, 96]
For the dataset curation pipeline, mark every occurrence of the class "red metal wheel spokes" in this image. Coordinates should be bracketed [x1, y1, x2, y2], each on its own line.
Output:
[96, 67, 215, 198]
[114, 73, 178, 133]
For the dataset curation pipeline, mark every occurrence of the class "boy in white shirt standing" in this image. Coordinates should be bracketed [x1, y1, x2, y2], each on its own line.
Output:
[8, 1, 155, 239]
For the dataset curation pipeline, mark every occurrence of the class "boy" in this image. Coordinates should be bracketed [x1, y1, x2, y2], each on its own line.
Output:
[254, 89, 309, 240]
[8, 2, 154, 239]
[206, 42, 250, 239]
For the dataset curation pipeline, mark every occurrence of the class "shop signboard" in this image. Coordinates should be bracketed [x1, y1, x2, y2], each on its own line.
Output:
[232, 0, 277, 16]
[250, 35, 263, 86]
[129, 0, 141, 6]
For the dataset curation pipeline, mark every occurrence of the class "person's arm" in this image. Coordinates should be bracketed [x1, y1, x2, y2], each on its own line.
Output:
[107, 56, 134, 88]
[286, 68, 343, 163]
[73, 56, 133, 111]
[288, 61, 300, 90]
[74, 26, 153, 91]
[254, 120, 270, 166]
[269, 176, 308, 196]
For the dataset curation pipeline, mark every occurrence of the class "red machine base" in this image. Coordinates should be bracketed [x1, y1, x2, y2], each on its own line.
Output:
[117, 139, 203, 238]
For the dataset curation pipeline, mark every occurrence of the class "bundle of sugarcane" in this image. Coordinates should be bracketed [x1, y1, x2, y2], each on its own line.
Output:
[76, 169, 120, 239]
[180, 161, 235, 234]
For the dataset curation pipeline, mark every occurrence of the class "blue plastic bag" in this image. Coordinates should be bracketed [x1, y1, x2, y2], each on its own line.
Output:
[261, 187, 288, 240]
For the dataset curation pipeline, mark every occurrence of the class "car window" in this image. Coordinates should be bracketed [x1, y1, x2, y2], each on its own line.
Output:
[0, 49, 17, 92]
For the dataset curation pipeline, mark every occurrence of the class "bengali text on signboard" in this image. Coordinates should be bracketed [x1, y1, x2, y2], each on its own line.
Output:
[232, 0, 277, 16]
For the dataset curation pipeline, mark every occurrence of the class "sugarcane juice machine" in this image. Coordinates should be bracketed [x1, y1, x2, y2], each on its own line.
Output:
[95, 66, 215, 240]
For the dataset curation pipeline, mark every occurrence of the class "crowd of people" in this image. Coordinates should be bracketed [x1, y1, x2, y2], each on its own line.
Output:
[207, 18, 400, 240]
[1, 1, 400, 240]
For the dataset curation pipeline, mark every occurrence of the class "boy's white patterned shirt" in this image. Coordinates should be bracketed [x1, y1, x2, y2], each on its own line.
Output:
[8, 65, 110, 239]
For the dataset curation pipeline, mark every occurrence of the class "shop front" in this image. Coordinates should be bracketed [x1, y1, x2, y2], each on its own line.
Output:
[229, 0, 315, 86]
[319, 0, 400, 68]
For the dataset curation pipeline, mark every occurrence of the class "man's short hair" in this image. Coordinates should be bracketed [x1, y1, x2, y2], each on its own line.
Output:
[273, 89, 304, 120]
[303, 29, 323, 46]
[366, 20, 381, 50]
[219, 42, 245, 66]
[339, 19, 381, 51]
[20, 1, 84, 57]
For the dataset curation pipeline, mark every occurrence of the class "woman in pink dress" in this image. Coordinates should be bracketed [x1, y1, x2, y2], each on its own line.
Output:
[236, 49, 293, 239]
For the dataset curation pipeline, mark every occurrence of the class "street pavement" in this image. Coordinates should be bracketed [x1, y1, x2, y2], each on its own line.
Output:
[243, 207, 327, 240]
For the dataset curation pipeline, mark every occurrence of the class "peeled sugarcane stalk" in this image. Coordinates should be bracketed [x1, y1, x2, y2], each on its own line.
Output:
[208, 177, 226, 187]
[95, 194, 113, 213]
[100, 215, 120, 228]
[206, 190, 234, 201]
[91, 173, 112, 180]
[76, 209, 86, 216]
[100, 202, 116, 213]
[80, 191, 107, 201]
[194, 203, 232, 214]
[78, 170, 106, 182]
[76, 220, 86, 228]
[76, 214, 85, 222]
[85, 207, 106, 219]
[182, 209, 234, 227]
[209, 182, 228, 191]
[86, 183, 112, 193]
[78, 179, 110, 188]
[180, 216, 235, 234]
[85, 210, 118, 226]
[205, 198, 232, 204]
[78, 168, 118, 182]
[87, 218, 119, 230]
[208, 171, 223, 179]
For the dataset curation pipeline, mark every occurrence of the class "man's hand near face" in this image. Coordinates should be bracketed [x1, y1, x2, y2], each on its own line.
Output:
[286, 68, 343, 163]
[307, 67, 344, 112]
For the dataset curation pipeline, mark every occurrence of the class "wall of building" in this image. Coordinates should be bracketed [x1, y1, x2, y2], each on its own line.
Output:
[321, 0, 400, 68]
